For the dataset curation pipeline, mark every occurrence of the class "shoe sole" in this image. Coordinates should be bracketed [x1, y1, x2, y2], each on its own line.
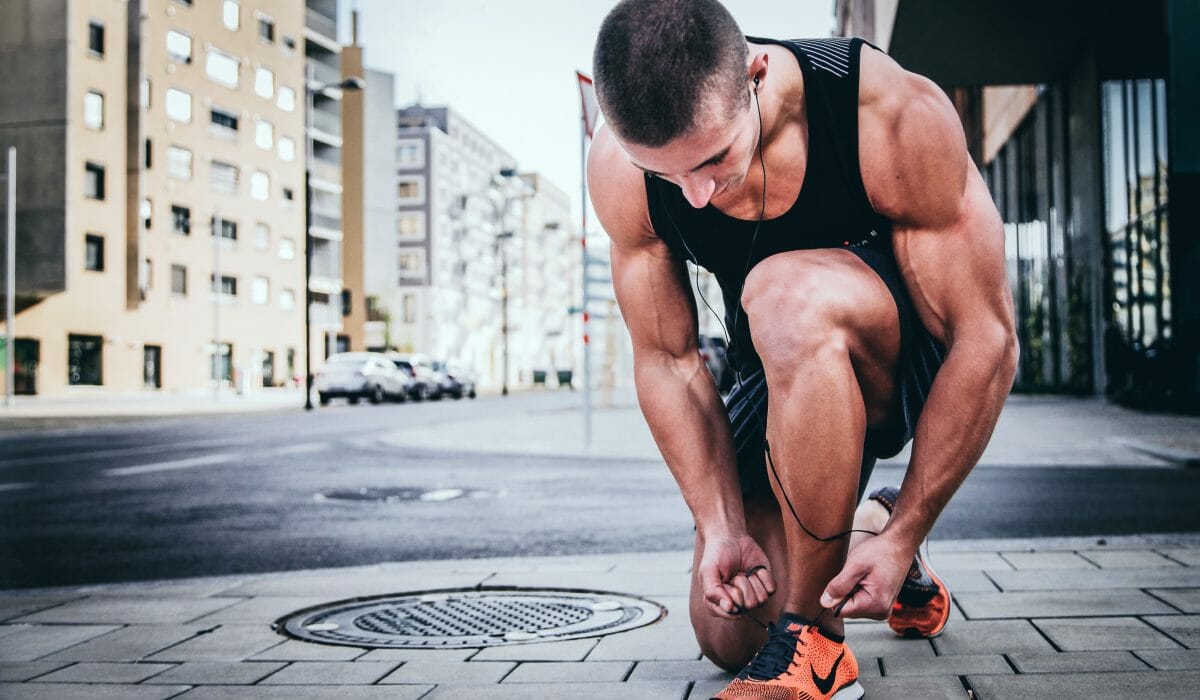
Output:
[832, 681, 865, 699]
[891, 550, 951, 639]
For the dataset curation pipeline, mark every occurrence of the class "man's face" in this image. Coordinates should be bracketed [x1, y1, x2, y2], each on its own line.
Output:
[619, 90, 758, 209]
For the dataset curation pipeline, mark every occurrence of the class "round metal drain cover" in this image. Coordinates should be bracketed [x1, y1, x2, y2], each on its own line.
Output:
[315, 487, 493, 503]
[278, 588, 665, 648]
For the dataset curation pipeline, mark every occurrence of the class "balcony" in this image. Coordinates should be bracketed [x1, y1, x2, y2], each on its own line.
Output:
[311, 108, 342, 139]
[309, 157, 341, 188]
[305, 8, 337, 40]
[308, 60, 342, 89]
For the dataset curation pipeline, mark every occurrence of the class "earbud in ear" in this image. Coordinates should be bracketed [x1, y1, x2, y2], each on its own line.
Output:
[753, 76, 760, 86]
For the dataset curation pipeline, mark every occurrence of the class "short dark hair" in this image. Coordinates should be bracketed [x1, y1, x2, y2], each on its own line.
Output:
[593, 0, 749, 147]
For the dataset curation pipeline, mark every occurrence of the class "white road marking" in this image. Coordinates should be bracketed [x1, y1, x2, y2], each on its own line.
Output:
[0, 482, 34, 492]
[102, 442, 332, 478]
[0, 437, 254, 469]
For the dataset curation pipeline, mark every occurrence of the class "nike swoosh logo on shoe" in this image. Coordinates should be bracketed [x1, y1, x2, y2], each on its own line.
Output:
[811, 649, 844, 695]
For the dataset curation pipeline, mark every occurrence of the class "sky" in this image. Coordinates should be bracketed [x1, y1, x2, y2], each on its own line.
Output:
[338, 0, 835, 229]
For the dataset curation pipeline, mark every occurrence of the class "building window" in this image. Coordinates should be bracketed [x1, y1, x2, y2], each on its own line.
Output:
[171, 204, 191, 235]
[206, 49, 239, 89]
[257, 16, 275, 43]
[209, 106, 239, 138]
[165, 88, 191, 123]
[277, 86, 295, 112]
[166, 30, 192, 64]
[83, 90, 104, 130]
[85, 234, 104, 271]
[211, 216, 237, 240]
[399, 250, 426, 277]
[397, 212, 425, 240]
[171, 264, 187, 295]
[277, 136, 295, 162]
[172, 0, 194, 7]
[282, 187, 294, 201]
[141, 199, 152, 230]
[397, 141, 424, 167]
[222, 0, 239, 30]
[68, 334, 103, 386]
[211, 274, 237, 298]
[140, 77, 151, 109]
[402, 293, 416, 323]
[254, 119, 273, 149]
[250, 170, 269, 200]
[397, 177, 423, 203]
[144, 138, 152, 169]
[167, 145, 192, 180]
[254, 66, 274, 99]
[279, 288, 295, 311]
[278, 237, 295, 260]
[210, 342, 232, 383]
[84, 162, 105, 199]
[140, 257, 152, 299]
[251, 276, 269, 304]
[283, 35, 296, 51]
[88, 20, 104, 56]
[254, 222, 270, 250]
[210, 160, 239, 194]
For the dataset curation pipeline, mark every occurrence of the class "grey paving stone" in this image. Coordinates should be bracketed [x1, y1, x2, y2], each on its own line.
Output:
[250, 639, 366, 661]
[0, 624, 121, 662]
[142, 661, 286, 684]
[41, 624, 211, 662]
[845, 623, 937, 659]
[379, 660, 516, 684]
[586, 620, 702, 661]
[930, 620, 1055, 655]
[217, 571, 485, 598]
[1081, 549, 1182, 569]
[0, 682, 189, 699]
[968, 670, 1200, 700]
[1001, 551, 1098, 570]
[1158, 547, 1200, 566]
[956, 589, 1175, 619]
[77, 576, 254, 599]
[608, 551, 693, 574]
[858, 675, 968, 699]
[881, 653, 1011, 677]
[627, 659, 729, 682]
[420, 682, 689, 700]
[689, 679, 733, 699]
[355, 647, 476, 662]
[145, 624, 285, 662]
[472, 638, 598, 661]
[920, 551, 1012, 570]
[1144, 614, 1200, 649]
[483, 571, 691, 598]
[1148, 587, 1200, 613]
[174, 686, 433, 699]
[189, 596, 330, 625]
[13, 597, 242, 625]
[986, 567, 1200, 591]
[259, 660, 397, 684]
[502, 660, 633, 682]
[32, 661, 175, 683]
[1034, 617, 1183, 651]
[0, 662, 73, 682]
[936, 569, 999, 593]
[1135, 648, 1200, 670]
[0, 594, 83, 623]
[1008, 650, 1150, 673]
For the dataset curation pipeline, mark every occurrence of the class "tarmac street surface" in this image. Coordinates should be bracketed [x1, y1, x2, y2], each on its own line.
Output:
[0, 391, 1198, 697]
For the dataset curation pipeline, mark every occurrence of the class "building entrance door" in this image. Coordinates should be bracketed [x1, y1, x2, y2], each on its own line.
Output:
[261, 350, 275, 387]
[14, 338, 38, 395]
[144, 345, 162, 389]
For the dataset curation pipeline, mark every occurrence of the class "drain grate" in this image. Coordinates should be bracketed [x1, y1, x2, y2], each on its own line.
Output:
[314, 487, 494, 503]
[277, 588, 665, 648]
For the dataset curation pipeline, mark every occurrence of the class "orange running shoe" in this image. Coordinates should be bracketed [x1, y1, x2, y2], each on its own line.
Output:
[713, 613, 863, 700]
[868, 486, 952, 639]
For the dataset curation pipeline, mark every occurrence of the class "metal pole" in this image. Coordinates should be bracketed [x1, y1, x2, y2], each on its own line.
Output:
[304, 62, 315, 410]
[212, 210, 221, 400]
[5, 148, 14, 407]
[580, 118, 592, 446]
[501, 236, 509, 396]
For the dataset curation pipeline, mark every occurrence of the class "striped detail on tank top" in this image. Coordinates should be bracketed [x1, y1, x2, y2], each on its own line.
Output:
[793, 37, 854, 77]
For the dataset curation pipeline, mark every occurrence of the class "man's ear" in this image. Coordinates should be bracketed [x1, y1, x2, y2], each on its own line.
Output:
[747, 50, 769, 90]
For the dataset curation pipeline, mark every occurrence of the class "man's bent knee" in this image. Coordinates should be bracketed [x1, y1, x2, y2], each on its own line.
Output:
[741, 256, 851, 376]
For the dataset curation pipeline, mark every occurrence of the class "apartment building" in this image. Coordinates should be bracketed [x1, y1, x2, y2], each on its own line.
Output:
[0, 0, 311, 396]
[836, 0, 1199, 412]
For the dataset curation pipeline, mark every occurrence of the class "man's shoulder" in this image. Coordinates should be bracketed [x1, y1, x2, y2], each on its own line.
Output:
[587, 126, 657, 248]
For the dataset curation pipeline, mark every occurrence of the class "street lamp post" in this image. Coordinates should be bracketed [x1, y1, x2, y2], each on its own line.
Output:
[303, 67, 363, 411]
[496, 230, 514, 396]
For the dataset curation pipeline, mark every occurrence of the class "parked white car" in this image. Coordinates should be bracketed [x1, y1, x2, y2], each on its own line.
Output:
[315, 352, 409, 405]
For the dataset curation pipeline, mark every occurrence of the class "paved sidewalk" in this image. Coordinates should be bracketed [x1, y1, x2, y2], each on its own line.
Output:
[1, 535, 1198, 698]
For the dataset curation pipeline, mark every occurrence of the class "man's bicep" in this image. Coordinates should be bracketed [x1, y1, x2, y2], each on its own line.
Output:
[611, 239, 699, 360]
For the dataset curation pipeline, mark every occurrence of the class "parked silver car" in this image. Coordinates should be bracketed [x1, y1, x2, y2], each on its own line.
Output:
[388, 353, 441, 401]
[315, 352, 409, 405]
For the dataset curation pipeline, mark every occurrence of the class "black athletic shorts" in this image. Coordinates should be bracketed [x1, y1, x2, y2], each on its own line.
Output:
[724, 246, 946, 500]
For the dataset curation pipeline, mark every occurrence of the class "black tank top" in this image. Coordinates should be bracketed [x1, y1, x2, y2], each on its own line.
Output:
[645, 36, 892, 372]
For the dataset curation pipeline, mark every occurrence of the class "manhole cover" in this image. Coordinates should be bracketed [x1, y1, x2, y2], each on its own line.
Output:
[315, 487, 494, 503]
[277, 588, 665, 648]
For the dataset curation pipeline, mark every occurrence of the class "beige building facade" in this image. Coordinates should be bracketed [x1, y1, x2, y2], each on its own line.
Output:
[1, 0, 309, 396]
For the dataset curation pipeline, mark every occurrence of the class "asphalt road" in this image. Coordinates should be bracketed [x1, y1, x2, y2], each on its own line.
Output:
[2, 394, 1198, 589]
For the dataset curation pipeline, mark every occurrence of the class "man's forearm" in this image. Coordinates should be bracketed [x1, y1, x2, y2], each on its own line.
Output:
[884, 332, 1018, 550]
[634, 352, 747, 536]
